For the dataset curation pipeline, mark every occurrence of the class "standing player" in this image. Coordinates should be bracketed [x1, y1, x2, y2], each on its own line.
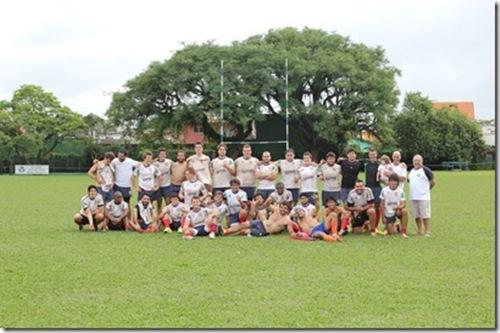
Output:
[104, 191, 130, 231]
[364, 148, 384, 234]
[338, 148, 363, 204]
[276, 148, 302, 203]
[182, 196, 220, 240]
[318, 152, 341, 207]
[380, 173, 409, 238]
[255, 151, 279, 200]
[158, 194, 189, 233]
[179, 167, 209, 208]
[388, 151, 407, 190]
[171, 150, 188, 195]
[345, 179, 376, 236]
[266, 182, 293, 207]
[88, 152, 115, 203]
[111, 148, 138, 204]
[234, 144, 259, 200]
[210, 143, 235, 194]
[187, 142, 212, 192]
[132, 151, 162, 202]
[73, 185, 105, 231]
[130, 194, 159, 232]
[408, 154, 435, 236]
[295, 152, 318, 207]
[153, 148, 174, 215]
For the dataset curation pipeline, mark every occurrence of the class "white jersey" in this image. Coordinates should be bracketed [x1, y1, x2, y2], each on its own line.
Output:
[257, 163, 279, 190]
[408, 166, 434, 201]
[319, 163, 341, 192]
[134, 163, 160, 191]
[187, 207, 209, 227]
[211, 157, 235, 188]
[106, 200, 129, 218]
[187, 154, 212, 185]
[154, 159, 173, 187]
[391, 163, 408, 190]
[347, 188, 375, 208]
[80, 194, 104, 214]
[111, 157, 137, 188]
[163, 202, 188, 221]
[181, 180, 207, 207]
[298, 165, 318, 193]
[269, 189, 293, 204]
[380, 186, 405, 217]
[276, 159, 302, 189]
[292, 203, 316, 217]
[96, 161, 114, 192]
[208, 203, 229, 224]
[235, 157, 260, 187]
[224, 189, 248, 215]
[136, 202, 154, 225]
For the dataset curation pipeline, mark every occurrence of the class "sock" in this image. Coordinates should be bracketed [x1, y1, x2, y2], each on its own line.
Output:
[209, 223, 218, 233]
[162, 216, 171, 228]
[340, 218, 350, 231]
[180, 216, 188, 230]
[375, 208, 381, 228]
[330, 220, 338, 235]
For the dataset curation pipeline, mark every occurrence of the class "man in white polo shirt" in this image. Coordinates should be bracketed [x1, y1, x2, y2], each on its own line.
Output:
[111, 148, 139, 203]
[408, 154, 436, 237]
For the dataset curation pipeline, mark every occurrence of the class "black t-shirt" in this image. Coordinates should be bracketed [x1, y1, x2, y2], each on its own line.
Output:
[365, 160, 380, 188]
[339, 159, 363, 189]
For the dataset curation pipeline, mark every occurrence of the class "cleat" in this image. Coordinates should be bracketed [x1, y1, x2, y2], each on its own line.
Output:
[163, 227, 172, 234]
[177, 228, 184, 233]
[339, 229, 349, 236]
[209, 232, 216, 239]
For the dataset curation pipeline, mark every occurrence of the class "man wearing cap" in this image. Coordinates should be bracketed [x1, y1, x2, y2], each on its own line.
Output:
[104, 191, 130, 231]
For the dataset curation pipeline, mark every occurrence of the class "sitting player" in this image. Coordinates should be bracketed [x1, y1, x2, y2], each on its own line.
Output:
[222, 179, 250, 235]
[158, 193, 188, 233]
[130, 194, 159, 233]
[207, 191, 229, 228]
[380, 173, 409, 238]
[73, 185, 106, 231]
[291, 193, 317, 220]
[289, 207, 339, 242]
[249, 192, 268, 220]
[345, 179, 377, 236]
[182, 196, 220, 240]
[323, 196, 350, 238]
[104, 191, 130, 231]
[266, 182, 293, 208]
[247, 202, 293, 237]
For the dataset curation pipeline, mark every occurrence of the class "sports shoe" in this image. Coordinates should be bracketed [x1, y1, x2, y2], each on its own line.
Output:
[177, 227, 183, 233]
[163, 227, 172, 234]
[209, 232, 215, 239]
[78, 224, 83, 231]
[339, 229, 349, 236]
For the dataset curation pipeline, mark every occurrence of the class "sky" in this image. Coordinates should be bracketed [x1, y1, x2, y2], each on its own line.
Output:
[0, 0, 496, 119]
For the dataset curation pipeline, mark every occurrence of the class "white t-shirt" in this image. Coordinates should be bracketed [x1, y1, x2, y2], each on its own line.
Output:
[187, 154, 212, 185]
[133, 163, 160, 191]
[235, 157, 260, 187]
[154, 159, 173, 187]
[319, 163, 341, 192]
[96, 162, 115, 192]
[187, 207, 209, 227]
[111, 157, 138, 188]
[80, 194, 104, 214]
[257, 163, 278, 190]
[292, 203, 316, 217]
[276, 159, 302, 189]
[379, 186, 405, 217]
[269, 189, 293, 204]
[106, 200, 129, 218]
[298, 165, 318, 193]
[180, 180, 207, 207]
[391, 163, 408, 190]
[211, 157, 235, 188]
[163, 202, 188, 221]
[347, 188, 375, 208]
[208, 202, 229, 224]
[408, 166, 434, 201]
[224, 189, 248, 215]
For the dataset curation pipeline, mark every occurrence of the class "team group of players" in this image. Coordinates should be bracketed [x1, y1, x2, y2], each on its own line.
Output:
[73, 142, 436, 242]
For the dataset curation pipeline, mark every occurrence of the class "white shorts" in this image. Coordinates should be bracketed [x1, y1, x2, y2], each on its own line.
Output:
[411, 200, 431, 219]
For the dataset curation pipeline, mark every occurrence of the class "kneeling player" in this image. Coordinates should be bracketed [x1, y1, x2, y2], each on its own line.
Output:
[158, 193, 188, 233]
[289, 207, 340, 242]
[131, 194, 159, 233]
[380, 173, 409, 238]
[183, 196, 220, 240]
[346, 179, 377, 236]
[73, 185, 105, 231]
[324, 196, 350, 238]
[104, 191, 130, 231]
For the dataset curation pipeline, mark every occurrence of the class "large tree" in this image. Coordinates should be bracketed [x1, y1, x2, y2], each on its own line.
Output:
[107, 27, 400, 156]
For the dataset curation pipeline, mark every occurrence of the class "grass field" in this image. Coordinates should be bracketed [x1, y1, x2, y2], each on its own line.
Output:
[0, 171, 495, 328]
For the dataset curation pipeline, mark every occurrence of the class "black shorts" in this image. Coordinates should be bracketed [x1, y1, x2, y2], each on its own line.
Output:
[157, 185, 176, 199]
[194, 224, 210, 236]
[169, 219, 181, 231]
[287, 188, 300, 203]
[139, 188, 159, 201]
[113, 185, 131, 202]
[352, 211, 369, 228]
[79, 213, 99, 225]
[108, 219, 126, 231]
[385, 214, 402, 224]
[241, 186, 256, 200]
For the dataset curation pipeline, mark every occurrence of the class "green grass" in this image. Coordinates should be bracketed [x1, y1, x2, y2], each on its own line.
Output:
[0, 171, 495, 328]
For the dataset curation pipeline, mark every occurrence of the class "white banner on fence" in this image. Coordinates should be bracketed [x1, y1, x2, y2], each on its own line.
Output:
[15, 165, 50, 175]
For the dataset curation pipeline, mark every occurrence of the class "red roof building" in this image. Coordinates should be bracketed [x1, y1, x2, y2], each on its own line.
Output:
[432, 101, 475, 120]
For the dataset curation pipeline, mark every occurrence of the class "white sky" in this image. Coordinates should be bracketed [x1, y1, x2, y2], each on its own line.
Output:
[0, 0, 496, 119]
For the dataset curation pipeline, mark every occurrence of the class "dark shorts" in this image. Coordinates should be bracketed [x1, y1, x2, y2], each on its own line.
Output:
[368, 186, 382, 204]
[170, 184, 181, 195]
[194, 224, 210, 236]
[300, 191, 317, 205]
[341, 187, 352, 204]
[310, 222, 328, 236]
[255, 189, 274, 200]
[228, 213, 241, 225]
[157, 185, 176, 199]
[169, 219, 181, 231]
[385, 213, 402, 225]
[108, 219, 126, 231]
[352, 211, 369, 228]
[97, 187, 113, 202]
[250, 219, 269, 237]
[213, 187, 230, 195]
[322, 190, 341, 207]
[138, 220, 152, 230]
[287, 188, 300, 203]
[79, 213, 98, 225]
[139, 188, 159, 201]
[241, 186, 256, 200]
[113, 185, 131, 202]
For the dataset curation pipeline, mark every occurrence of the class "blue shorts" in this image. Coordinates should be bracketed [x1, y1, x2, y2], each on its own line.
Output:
[322, 190, 341, 207]
[170, 184, 181, 195]
[228, 213, 240, 225]
[113, 185, 131, 202]
[341, 187, 352, 204]
[213, 187, 230, 195]
[310, 223, 327, 237]
[300, 191, 317, 205]
[287, 188, 300, 203]
[368, 186, 382, 204]
[241, 186, 256, 200]
[139, 221, 151, 230]
[255, 189, 274, 200]
[250, 219, 269, 237]
[157, 185, 176, 199]
[97, 187, 113, 202]
[139, 188, 159, 201]
[193, 224, 210, 236]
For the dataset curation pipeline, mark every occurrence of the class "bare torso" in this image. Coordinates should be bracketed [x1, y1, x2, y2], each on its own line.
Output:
[171, 161, 187, 185]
